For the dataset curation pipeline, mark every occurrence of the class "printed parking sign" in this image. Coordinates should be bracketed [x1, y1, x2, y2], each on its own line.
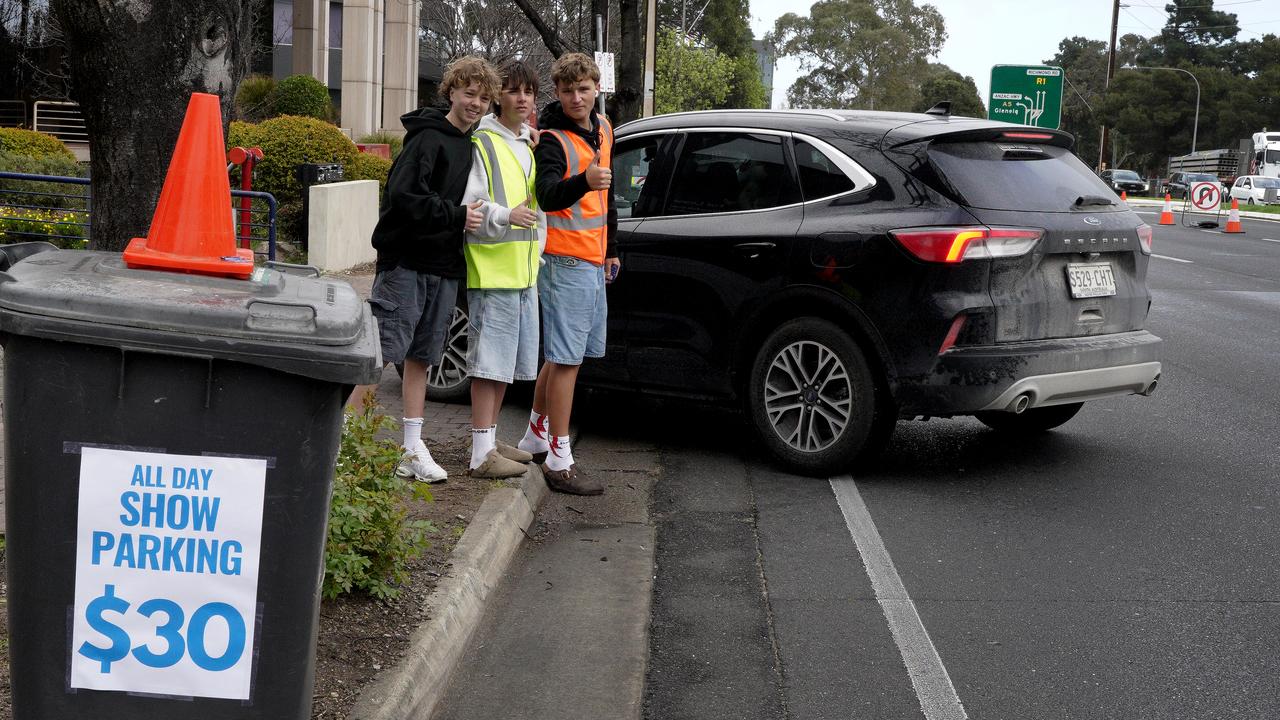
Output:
[69, 447, 266, 700]
[1190, 181, 1221, 212]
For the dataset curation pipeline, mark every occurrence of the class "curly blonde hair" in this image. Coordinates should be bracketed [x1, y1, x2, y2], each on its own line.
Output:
[439, 55, 500, 101]
[550, 52, 600, 88]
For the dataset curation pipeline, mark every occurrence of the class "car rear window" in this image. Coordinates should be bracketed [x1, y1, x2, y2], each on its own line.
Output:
[926, 141, 1119, 212]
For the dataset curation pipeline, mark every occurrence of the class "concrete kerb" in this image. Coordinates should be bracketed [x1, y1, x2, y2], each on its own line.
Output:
[351, 465, 551, 720]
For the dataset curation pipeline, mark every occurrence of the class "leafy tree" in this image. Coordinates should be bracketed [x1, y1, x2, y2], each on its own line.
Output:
[656, 28, 735, 114]
[1154, 0, 1241, 68]
[912, 63, 984, 118]
[657, 0, 768, 109]
[770, 0, 945, 110]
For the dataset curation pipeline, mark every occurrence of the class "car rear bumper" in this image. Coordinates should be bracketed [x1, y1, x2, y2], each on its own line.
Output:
[897, 330, 1163, 415]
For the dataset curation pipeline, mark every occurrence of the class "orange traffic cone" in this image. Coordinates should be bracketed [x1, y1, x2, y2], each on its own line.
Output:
[1159, 193, 1175, 225]
[123, 92, 255, 277]
[1224, 197, 1245, 234]
[1120, 190, 1128, 203]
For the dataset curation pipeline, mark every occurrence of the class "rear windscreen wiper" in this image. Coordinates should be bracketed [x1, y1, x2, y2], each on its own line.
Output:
[1074, 195, 1115, 208]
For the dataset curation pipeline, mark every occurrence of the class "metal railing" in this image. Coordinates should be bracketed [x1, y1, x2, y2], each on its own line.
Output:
[32, 101, 89, 145]
[0, 100, 27, 128]
[0, 171, 276, 259]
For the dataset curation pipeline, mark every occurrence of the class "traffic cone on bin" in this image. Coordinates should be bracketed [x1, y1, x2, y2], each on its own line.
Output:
[1159, 193, 1176, 225]
[1224, 197, 1245, 234]
[123, 92, 255, 278]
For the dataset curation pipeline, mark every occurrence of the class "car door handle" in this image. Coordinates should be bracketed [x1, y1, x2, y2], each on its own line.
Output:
[734, 242, 776, 259]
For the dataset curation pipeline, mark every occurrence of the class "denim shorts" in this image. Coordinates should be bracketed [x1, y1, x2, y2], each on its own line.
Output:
[466, 287, 539, 383]
[539, 254, 606, 365]
[367, 265, 459, 367]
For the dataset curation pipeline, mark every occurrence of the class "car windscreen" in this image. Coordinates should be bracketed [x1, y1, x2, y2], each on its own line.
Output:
[1189, 173, 1217, 182]
[1114, 170, 1141, 180]
[926, 141, 1119, 212]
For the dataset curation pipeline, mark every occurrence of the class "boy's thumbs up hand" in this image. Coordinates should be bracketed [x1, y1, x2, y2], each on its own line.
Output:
[585, 151, 611, 190]
[464, 200, 485, 232]
[509, 197, 537, 228]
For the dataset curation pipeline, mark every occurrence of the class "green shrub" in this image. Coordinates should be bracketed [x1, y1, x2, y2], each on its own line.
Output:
[0, 127, 75, 162]
[0, 148, 88, 211]
[235, 74, 277, 122]
[1, 206, 89, 248]
[324, 402, 433, 600]
[227, 115, 360, 203]
[357, 130, 404, 160]
[346, 152, 393, 198]
[271, 74, 333, 120]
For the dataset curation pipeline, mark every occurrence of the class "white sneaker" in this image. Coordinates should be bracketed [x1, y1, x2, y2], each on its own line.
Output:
[395, 445, 448, 483]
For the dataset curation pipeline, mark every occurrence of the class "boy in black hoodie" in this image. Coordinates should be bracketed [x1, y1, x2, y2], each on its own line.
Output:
[352, 56, 499, 483]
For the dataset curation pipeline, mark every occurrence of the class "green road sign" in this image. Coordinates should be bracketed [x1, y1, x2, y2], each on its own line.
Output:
[989, 65, 1063, 130]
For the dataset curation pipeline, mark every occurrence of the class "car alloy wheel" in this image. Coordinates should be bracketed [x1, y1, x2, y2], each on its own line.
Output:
[747, 317, 879, 476]
[426, 305, 471, 401]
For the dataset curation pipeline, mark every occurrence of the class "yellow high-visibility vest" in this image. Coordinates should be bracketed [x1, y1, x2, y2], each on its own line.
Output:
[468, 130, 540, 289]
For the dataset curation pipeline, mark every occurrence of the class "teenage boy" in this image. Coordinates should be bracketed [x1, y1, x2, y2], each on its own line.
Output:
[350, 56, 500, 483]
[459, 59, 547, 478]
[517, 53, 618, 496]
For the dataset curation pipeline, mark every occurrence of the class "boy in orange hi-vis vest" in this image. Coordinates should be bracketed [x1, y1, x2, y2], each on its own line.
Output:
[516, 53, 618, 496]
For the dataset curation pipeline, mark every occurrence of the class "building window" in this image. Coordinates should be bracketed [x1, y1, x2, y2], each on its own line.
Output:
[273, 0, 293, 45]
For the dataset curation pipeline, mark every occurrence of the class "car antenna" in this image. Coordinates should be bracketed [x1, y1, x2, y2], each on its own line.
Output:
[925, 101, 952, 117]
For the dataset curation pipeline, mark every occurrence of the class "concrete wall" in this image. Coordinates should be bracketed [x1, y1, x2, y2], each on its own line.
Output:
[308, 179, 379, 272]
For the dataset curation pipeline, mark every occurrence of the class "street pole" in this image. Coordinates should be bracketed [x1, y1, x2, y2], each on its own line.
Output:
[1098, 0, 1120, 172]
[596, 13, 606, 115]
[1121, 65, 1201, 154]
[642, 0, 656, 117]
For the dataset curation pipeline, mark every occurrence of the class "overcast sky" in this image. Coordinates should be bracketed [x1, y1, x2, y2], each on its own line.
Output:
[748, 0, 1280, 109]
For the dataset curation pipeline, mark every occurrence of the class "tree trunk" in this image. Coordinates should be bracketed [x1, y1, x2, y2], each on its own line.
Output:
[614, 0, 642, 123]
[49, 0, 256, 251]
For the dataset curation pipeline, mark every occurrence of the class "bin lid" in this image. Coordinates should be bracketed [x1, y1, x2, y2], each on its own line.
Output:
[0, 250, 381, 384]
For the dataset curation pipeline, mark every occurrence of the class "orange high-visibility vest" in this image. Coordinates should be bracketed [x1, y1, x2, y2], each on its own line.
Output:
[542, 115, 613, 265]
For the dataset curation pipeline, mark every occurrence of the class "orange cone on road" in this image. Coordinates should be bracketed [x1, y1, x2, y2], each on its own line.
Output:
[1224, 197, 1245, 234]
[1159, 193, 1175, 225]
[1120, 190, 1128, 203]
[123, 92, 255, 278]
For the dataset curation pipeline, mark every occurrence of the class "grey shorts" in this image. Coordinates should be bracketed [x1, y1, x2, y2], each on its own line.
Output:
[368, 265, 459, 367]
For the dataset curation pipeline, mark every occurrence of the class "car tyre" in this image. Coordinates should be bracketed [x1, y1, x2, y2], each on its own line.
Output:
[974, 402, 1084, 434]
[746, 318, 878, 476]
[395, 298, 472, 403]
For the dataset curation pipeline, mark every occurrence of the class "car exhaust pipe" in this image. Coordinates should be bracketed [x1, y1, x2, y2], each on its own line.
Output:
[1142, 374, 1160, 397]
[1009, 393, 1032, 414]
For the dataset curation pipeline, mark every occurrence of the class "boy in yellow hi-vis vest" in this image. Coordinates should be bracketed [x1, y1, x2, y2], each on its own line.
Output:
[460, 60, 548, 478]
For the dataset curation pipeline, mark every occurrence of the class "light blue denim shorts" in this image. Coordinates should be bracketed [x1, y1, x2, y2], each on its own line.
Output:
[539, 254, 607, 366]
[466, 287, 540, 383]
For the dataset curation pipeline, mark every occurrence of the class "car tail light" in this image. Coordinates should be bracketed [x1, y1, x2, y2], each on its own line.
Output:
[889, 226, 1043, 263]
[1136, 224, 1153, 255]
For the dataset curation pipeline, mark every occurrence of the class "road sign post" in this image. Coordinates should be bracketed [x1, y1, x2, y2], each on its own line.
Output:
[989, 65, 1064, 130]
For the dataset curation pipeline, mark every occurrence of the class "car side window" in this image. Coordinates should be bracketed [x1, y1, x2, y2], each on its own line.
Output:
[792, 139, 858, 201]
[612, 135, 666, 219]
[664, 132, 800, 216]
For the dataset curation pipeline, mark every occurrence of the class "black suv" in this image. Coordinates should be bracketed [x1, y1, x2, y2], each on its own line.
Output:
[1099, 168, 1147, 195]
[431, 109, 1163, 475]
[1163, 171, 1219, 199]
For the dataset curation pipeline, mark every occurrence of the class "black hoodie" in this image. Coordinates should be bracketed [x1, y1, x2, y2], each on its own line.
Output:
[371, 107, 472, 276]
[534, 101, 617, 258]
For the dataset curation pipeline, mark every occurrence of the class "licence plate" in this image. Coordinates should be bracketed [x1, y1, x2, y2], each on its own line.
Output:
[1066, 262, 1117, 298]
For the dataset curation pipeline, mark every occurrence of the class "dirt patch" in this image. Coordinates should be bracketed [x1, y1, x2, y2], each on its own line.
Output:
[0, 435, 510, 720]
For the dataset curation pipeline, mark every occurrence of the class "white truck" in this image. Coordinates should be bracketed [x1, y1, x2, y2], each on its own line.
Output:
[1249, 130, 1280, 178]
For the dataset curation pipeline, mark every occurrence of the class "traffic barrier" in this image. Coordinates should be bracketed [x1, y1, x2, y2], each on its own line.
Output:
[1224, 197, 1245, 233]
[1159, 193, 1175, 225]
[123, 92, 255, 277]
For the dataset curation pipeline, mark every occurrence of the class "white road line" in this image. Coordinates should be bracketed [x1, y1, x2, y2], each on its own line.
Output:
[830, 477, 968, 720]
[1152, 254, 1193, 263]
[1262, 238, 1279, 243]
[1131, 210, 1157, 215]
[1198, 229, 1222, 234]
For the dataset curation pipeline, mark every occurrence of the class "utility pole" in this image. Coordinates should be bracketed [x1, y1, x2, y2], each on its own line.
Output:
[643, 0, 656, 116]
[1097, 0, 1120, 172]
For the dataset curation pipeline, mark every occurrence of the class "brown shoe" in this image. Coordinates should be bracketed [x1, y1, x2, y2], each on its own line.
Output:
[496, 440, 534, 463]
[467, 449, 529, 479]
[540, 463, 604, 496]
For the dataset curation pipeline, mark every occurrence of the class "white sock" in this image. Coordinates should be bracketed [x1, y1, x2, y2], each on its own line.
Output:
[402, 417, 424, 451]
[547, 435, 574, 472]
[470, 427, 495, 469]
[518, 410, 550, 453]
